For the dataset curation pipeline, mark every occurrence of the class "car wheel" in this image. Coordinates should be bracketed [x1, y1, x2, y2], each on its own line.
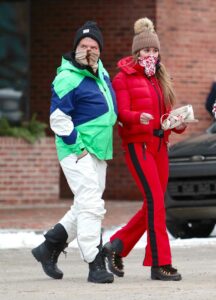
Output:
[166, 220, 215, 239]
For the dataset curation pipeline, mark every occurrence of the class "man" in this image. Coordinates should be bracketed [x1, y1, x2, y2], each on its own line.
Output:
[32, 21, 117, 284]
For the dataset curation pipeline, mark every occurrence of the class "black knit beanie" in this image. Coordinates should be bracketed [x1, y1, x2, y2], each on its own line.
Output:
[73, 21, 103, 52]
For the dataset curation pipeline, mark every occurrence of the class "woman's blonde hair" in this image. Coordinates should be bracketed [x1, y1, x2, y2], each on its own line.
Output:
[156, 61, 176, 107]
[133, 53, 176, 107]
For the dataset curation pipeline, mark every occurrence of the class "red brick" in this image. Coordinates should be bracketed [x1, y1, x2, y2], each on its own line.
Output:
[0, 137, 60, 204]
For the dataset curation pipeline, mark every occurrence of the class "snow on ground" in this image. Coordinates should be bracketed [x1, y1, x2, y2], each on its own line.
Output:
[0, 225, 216, 249]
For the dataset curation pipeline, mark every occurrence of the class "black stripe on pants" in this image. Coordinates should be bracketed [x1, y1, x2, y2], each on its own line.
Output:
[128, 143, 158, 266]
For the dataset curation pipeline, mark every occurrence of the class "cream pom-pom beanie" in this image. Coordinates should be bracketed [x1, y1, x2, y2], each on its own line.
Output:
[132, 17, 160, 54]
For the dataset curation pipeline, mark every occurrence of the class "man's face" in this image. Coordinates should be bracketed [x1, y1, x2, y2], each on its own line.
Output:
[76, 37, 100, 55]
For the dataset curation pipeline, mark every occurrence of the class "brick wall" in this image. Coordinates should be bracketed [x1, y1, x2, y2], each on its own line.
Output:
[28, 0, 216, 201]
[0, 137, 59, 204]
[156, 0, 215, 144]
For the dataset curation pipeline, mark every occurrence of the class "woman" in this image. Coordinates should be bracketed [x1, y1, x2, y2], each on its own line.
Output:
[103, 17, 186, 281]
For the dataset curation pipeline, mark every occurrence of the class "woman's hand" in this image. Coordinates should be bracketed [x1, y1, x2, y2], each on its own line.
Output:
[175, 122, 187, 130]
[140, 112, 154, 125]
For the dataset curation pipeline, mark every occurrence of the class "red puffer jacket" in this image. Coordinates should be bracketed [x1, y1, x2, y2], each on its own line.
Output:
[112, 56, 172, 145]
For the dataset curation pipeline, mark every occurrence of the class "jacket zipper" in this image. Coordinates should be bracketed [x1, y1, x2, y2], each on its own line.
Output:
[142, 143, 146, 160]
[149, 77, 162, 152]
[98, 79, 114, 158]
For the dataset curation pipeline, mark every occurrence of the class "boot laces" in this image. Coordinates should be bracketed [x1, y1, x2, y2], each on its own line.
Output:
[50, 249, 59, 263]
[94, 253, 106, 271]
[50, 249, 67, 263]
[112, 251, 123, 270]
[161, 265, 178, 275]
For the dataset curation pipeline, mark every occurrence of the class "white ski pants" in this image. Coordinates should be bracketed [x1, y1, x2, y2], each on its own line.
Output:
[59, 153, 107, 263]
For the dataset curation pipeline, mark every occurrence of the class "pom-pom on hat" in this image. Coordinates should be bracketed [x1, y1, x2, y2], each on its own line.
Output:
[73, 21, 103, 52]
[132, 18, 160, 54]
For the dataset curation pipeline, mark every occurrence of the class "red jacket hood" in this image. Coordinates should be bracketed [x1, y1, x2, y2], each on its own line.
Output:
[117, 56, 141, 75]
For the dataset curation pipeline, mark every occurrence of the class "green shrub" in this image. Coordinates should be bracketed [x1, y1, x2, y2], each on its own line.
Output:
[0, 114, 47, 144]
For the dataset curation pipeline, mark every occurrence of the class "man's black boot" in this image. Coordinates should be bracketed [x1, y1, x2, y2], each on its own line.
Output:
[88, 251, 114, 283]
[103, 238, 124, 277]
[32, 241, 66, 279]
[31, 223, 68, 279]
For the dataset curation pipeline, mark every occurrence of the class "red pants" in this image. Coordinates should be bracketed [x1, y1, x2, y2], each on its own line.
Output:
[110, 138, 172, 266]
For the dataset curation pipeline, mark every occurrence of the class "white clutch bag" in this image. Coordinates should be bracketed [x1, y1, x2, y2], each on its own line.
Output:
[161, 104, 198, 130]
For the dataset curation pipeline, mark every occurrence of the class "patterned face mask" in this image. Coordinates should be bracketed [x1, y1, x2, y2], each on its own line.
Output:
[138, 55, 158, 77]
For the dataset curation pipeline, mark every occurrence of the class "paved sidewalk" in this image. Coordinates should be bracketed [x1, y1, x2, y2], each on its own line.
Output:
[1, 246, 216, 300]
[0, 200, 142, 231]
[1, 201, 216, 300]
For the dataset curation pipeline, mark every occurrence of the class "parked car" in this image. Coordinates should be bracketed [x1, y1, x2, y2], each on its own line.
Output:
[166, 122, 216, 238]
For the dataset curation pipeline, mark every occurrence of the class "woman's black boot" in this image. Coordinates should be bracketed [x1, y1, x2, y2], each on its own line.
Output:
[103, 239, 124, 277]
[151, 264, 182, 281]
